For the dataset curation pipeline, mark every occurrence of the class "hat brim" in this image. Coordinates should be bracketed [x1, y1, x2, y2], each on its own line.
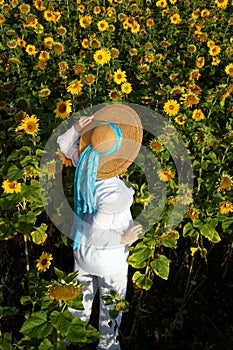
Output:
[78, 104, 143, 179]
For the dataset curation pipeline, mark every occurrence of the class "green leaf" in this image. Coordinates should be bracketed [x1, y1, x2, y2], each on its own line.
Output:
[20, 311, 53, 339]
[65, 293, 84, 310]
[38, 339, 53, 350]
[0, 306, 18, 319]
[127, 242, 153, 269]
[132, 271, 153, 291]
[50, 310, 100, 344]
[109, 308, 119, 320]
[183, 222, 197, 238]
[0, 332, 13, 350]
[31, 224, 48, 245]
[12, 211, 36, 234]
[150, 254, 170, 280]
[200, 223, 221, 243]
[7, 165, 23, 181]
[160, 231, 179, 248]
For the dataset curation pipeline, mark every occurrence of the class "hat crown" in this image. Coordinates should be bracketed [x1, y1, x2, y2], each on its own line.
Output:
[91, 124, 117, 154]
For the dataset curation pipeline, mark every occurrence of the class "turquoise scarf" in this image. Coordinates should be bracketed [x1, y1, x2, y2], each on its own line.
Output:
[71, 122, 122, 248]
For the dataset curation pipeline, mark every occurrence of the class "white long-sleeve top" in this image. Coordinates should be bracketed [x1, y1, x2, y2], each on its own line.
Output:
[57, 126, 134, 275]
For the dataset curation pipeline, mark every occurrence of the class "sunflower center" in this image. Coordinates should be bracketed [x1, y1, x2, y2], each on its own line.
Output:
[26, 122, 36, 131]
[9, 183, 16, 189]
[59, 104, 67, 113]
[41, 259, 48, 265]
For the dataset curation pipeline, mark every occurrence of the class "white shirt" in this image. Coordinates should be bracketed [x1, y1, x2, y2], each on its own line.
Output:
[57, 126, 134, 275]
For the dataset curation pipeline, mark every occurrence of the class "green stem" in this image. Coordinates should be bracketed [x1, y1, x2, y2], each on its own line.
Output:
[24, 234, 30, 273]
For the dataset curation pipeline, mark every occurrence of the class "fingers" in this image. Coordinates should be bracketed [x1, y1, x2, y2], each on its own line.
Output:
[75, 115, 94, 132]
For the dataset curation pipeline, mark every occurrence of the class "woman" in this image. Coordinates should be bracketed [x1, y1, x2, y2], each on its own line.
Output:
[57, 104, 143, 350]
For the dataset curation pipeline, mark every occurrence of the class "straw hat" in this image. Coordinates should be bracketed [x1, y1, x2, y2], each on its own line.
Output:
[78, 104, 143, 179]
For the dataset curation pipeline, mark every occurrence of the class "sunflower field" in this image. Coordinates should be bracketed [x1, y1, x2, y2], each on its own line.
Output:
[1, 0, 233, 349]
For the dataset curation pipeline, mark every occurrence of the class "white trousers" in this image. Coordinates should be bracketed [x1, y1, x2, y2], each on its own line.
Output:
[68, 260, 128, 350]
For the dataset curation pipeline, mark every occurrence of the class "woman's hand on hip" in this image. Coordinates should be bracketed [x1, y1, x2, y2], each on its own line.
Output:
[121, 224, 143, 245]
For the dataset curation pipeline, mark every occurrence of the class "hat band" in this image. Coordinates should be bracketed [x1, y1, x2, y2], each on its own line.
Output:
[93, 122, 122, 156]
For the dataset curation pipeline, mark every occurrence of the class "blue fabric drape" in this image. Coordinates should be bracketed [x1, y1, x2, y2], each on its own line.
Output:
[71, 122, 122, 248]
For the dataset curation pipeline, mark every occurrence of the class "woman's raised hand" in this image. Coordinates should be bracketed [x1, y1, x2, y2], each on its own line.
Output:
[75, 115, 94, 133]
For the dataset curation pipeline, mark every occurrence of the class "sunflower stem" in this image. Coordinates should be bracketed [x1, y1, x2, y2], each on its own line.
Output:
[24, 234, 30, 273]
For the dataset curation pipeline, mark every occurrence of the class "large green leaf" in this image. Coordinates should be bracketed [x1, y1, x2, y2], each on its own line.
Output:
[127, 241, 153, 269]
[50, 310, 100, 344]
[200, 223, 221, 243]
[150, 254, 170, 280]
[20, 311, 53, 339]
[12, 211, 37, 234]
[132, 271, 153, 291]
[7, 165, 23, 181]
[31, 223, 48, 244]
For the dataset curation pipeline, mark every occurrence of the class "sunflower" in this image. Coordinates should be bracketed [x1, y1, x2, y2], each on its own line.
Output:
[84, 74, 95, 84]
[192, 109, 205, 121]
[56, 148, 72, 167]
[187, 44, 197, 53]
[58, 61, 69, 70]
[19, 4, 30, 14]
[97, 19, 108, 31]
[225, 63, 233, 77]
[44, 9, 54, 22]
[33, 0, 46, 11]
[48, 284, 82, 301]
[54, 100, 72, 119]
[94, 6, 101, 14]
[163, 99, 180, 117]
[81, 38, 89, 49]
[93, 48, 111, 65]
[73, 63, 85, 74]
[215, 0, 228, 10]
[146, 18, 154, 28]
[0, 14, 6, 25]
[66, 80, 83, 95]
[157, 169, 175, 182]
[209, 45, 221, 56]
[38, 88, 51, 97]
[17, 115, 39, 136]
[175, 114, 187, 125]
[121, 82, 132, 94]
[113, 69, 127, 85]
[212, 57, 221, 65]
[52, 42, 64, 55]
[79, 15, 92, 28]
[111, 48, 119, 58]
[189, 69, 201, 80]
[156, 0, 168, 8]
[7, 40, 17, 49]
[149, 139, 163, 152]
[57, 26, 67, 35]
[131, 21, 140, 33]
[43, 37, 54, 48]
[217, 174, 232, 192]
[36, 252, 53, 272]
[181, 93, 199, 107]
[17, 38, 26, 48]
[219, 202, 233, 215]
[2, 179, 21, 194]
[25, 44, 37, 55]
[129, 48, 138, 56]
[196, 56, 205, 68]
[77, 4, 85, 13]
[109, 90, 122, 101]
[0, 101, 7, 110]
[170, 13, 181, 24]
[38, 50, 50, 61]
